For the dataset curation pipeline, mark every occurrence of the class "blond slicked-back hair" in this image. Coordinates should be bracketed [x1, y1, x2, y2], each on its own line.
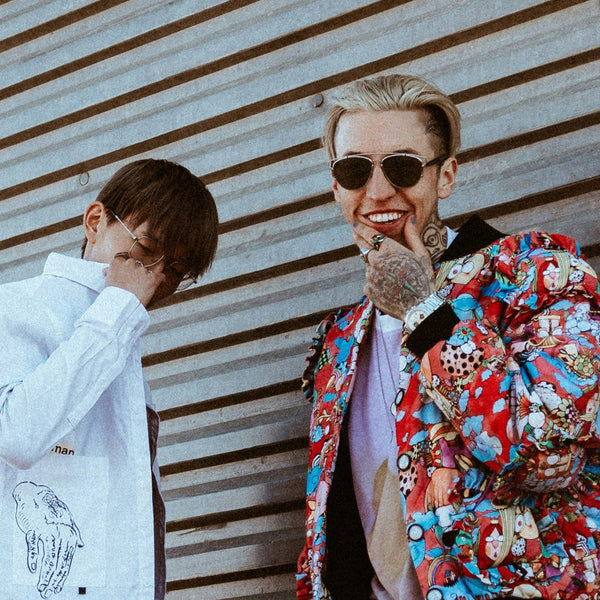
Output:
[323, 74, 461, 161]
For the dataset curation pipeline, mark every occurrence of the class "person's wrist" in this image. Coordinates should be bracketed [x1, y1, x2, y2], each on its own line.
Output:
[404, 292, 446, 334]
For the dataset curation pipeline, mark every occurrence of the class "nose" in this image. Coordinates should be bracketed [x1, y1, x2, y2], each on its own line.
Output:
[365, 161, 396, 201]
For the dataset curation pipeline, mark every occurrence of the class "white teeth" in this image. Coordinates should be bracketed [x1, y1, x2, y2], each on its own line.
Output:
[368, 212, 401, 223]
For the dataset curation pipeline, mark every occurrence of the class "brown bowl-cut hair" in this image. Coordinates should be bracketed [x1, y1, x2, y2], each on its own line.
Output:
[83, 158, 218, 279]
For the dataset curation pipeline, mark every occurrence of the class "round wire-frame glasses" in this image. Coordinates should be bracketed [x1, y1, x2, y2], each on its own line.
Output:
[109, 210, 197, 291]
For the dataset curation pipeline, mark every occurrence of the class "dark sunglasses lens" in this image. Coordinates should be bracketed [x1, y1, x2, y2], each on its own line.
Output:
[333, 156, 373, 190]
[382, 155, 424, 188]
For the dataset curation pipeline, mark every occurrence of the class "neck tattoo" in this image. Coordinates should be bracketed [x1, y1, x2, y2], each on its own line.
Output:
[422, 218, 447, 263]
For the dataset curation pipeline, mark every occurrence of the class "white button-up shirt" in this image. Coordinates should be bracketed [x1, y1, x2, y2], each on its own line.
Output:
[0, 253, 159, 599]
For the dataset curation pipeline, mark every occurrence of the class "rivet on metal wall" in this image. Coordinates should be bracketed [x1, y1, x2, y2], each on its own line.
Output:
[313, 94, 324, 108]
[79, 172, 90, 186]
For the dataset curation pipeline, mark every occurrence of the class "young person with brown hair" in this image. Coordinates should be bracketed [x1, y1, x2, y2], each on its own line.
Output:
[0, 158, 218, 599]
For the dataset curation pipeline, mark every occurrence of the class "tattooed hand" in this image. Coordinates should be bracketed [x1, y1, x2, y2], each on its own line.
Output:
[353, 218, 437, 320]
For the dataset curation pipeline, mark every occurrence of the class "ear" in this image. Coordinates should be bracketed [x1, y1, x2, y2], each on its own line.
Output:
[332, 177, 342, 204]
[437, 157, 458, 200]
[82, 201, 106, 247]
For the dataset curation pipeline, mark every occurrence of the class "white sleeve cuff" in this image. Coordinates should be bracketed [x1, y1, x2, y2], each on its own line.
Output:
[77, 286, 150, 341]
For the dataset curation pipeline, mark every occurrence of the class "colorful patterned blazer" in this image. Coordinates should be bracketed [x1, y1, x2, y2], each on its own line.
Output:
[297, 216, 600, 600]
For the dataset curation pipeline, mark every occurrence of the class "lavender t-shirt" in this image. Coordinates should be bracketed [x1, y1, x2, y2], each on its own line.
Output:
[347, 229, 456, 599]
[349, 311, 423, 599]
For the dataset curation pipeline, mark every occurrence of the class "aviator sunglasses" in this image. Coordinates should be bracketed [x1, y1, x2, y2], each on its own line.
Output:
[330, 152, 446, 190]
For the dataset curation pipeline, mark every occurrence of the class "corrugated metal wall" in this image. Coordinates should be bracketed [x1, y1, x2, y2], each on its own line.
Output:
[1, 1, 598, 598]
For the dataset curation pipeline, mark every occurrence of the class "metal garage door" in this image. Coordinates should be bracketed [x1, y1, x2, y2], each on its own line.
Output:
[1, 1, 598, 597]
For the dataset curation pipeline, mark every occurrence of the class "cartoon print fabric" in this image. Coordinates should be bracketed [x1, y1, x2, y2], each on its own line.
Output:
[297, 228, 600, 600]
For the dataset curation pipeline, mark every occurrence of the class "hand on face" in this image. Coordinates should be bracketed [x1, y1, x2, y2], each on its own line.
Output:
[105, 253, 166, 307]
[353, 218, 435, 320]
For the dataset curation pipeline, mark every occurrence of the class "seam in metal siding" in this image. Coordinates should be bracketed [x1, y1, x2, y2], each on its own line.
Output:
[1, 1, 599, 597]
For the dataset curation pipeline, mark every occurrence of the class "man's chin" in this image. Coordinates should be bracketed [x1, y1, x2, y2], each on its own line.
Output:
[381, 231, 405, 247]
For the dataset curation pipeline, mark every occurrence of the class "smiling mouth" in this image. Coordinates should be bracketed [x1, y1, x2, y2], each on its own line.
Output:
[367, 212, 403, 224]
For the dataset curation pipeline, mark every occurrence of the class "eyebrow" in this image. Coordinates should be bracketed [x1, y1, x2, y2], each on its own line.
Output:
[130, 223, 160, 244]
[137, 236, 161, 247]
[135, 230, 160, 244]
[344, 149, 421, 156]
[114, 214, 159, 244]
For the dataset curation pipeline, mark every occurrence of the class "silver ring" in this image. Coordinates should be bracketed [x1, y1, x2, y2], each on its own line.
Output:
[369, 233, 386, 250]
[135, 260, 144, 267]
[360, 247, 372, 263]
[147, 270, 153, 274]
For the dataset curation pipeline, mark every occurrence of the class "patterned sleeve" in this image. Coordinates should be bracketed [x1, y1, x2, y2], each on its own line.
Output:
[301, 310, 343, 402]
[296, 546, 313, 600]
[415, 232, 600, 494]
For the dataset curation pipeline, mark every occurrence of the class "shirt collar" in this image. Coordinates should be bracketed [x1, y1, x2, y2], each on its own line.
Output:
[446, 226, 458, 246]
[440, 215, 504, 262]
[43, 252, 108, 294]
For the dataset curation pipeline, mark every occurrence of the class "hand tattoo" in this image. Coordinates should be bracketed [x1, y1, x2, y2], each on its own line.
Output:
[365, 251, 434, 320]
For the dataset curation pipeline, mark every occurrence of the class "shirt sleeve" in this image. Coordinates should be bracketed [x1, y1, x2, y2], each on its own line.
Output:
[412, 239, 600, 495]
[0, 285, 149, 469]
